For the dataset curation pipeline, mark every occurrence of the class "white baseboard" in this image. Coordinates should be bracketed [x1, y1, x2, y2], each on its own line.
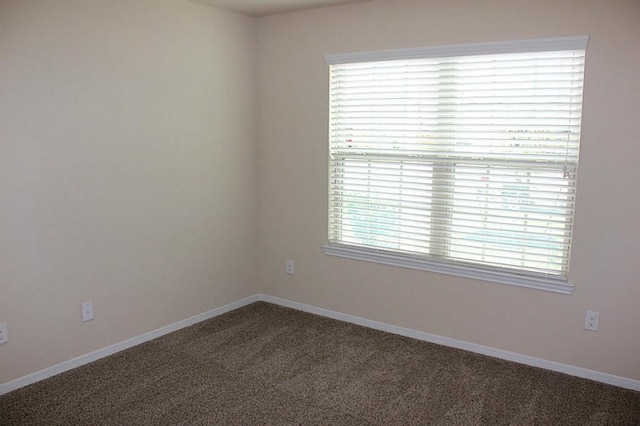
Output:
[2, 293, 638, 396]
[0, 295, 259, 396]
[257, 294, 640, 393]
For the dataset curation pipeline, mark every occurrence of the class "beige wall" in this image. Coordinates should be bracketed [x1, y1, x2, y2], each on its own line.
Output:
[2, 0, 639, 388]
[0, 0, 258, 383]
[257, 0, 640, 380]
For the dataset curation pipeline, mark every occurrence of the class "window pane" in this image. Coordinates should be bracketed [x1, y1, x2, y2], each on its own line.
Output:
[448, 164, 573, 274]
[331, 158, 432, 254]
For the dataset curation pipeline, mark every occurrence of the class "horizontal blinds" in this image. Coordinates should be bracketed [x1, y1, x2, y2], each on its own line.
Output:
[328, 38, 586, 279]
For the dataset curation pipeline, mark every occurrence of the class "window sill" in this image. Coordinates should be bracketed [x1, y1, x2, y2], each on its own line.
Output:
[322, 244, 574, 295]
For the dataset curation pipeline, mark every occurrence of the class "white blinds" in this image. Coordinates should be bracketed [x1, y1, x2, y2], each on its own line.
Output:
[327, 37, 587, 280]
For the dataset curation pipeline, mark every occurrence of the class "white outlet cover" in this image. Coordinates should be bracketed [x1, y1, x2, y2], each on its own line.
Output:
[82, 301, 94, 322]
[0, 322, 8, 344]
[584, 310, 599, 331]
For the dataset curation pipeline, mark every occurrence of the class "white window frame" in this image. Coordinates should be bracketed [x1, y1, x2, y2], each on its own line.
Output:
[323, 36, 589, 294]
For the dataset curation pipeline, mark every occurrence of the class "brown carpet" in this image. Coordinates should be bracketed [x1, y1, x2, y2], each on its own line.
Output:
[1, 302, 639, 425]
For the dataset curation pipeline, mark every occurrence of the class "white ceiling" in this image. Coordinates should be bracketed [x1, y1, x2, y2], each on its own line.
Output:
[189, 0, 370, 17]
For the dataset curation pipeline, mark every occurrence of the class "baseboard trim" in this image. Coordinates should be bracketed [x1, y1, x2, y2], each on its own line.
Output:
[3, 293, 638, 395]
[257, 294, 640, 392]
[0, 295, 259, 396]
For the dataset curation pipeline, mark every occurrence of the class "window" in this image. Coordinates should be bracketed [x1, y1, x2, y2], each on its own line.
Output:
[323, 36, 588, 294]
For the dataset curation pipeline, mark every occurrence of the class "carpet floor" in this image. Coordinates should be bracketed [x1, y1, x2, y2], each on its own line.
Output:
[1, 302, 639, 425]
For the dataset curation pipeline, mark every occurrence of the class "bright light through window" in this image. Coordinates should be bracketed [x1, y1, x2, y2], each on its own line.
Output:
[325, 37, 587, 292]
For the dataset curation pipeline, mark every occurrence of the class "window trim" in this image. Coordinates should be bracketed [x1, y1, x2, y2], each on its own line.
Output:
[325, 35, 589, 65]
[322, 243, 574, 294]
[324, 36, 588, 294]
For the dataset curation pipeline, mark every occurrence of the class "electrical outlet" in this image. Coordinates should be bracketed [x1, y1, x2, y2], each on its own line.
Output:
[584, 310, 599, 331]
[286, 259, 294, 275]
[0, 322, 8, 344]
[82, 301, 94, 322]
